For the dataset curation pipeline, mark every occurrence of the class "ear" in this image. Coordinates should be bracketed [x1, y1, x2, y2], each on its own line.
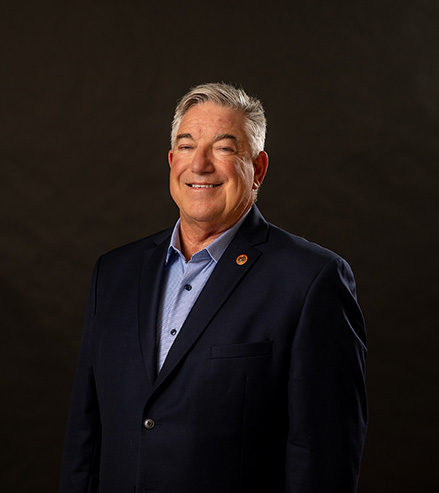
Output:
[252, 151, 269, 190]
[168, 149, 173, 168]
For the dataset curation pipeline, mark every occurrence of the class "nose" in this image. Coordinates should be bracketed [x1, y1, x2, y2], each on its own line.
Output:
[190, 147, 215, 174]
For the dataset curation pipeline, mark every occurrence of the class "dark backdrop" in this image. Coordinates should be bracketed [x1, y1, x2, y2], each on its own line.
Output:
[1, 1, 438, 491]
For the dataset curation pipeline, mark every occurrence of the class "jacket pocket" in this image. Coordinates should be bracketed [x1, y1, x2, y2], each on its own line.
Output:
[210, 340, 273, 359]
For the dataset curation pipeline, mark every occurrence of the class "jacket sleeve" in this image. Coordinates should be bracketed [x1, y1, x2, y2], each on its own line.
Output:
[286, 257, 368, 492]
[59, 259, 101, 493]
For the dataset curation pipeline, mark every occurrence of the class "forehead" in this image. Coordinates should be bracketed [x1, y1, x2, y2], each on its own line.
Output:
[178, 102, 247, 137]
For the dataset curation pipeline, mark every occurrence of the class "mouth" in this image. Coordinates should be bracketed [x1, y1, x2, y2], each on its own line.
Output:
[187, 183, 221, 189]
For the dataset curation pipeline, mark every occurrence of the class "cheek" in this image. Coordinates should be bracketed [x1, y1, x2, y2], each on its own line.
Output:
[233, 163, 254, 189]
[169, 161, 186, 186]
[169, 168, 181, 198]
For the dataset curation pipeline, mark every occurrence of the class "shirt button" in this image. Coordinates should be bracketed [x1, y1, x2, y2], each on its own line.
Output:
[143, 418, 155, 429]
[170, 329, 177, 336]
[184, 283, 192, 291]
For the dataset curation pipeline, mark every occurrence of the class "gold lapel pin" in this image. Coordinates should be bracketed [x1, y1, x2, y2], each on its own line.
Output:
[236, 254, 248, 266]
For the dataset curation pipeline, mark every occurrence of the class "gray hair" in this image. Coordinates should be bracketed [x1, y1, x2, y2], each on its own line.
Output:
[171, 82, 267, 158]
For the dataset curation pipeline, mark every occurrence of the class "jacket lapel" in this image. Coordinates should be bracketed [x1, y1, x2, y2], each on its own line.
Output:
[138, 229, 172, 386]
[153, 206, 269, 392]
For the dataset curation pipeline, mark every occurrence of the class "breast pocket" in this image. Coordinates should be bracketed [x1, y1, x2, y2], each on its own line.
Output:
[210, 340, 273, 359]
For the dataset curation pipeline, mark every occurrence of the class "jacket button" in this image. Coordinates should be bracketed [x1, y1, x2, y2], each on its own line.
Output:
[143, 418, 155, 429]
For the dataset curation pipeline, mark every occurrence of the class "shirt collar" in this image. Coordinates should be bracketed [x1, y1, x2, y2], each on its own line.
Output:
[165, 210, 250, 264]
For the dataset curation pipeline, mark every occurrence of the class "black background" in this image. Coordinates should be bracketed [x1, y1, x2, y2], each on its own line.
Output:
[1, 1, 438, 491]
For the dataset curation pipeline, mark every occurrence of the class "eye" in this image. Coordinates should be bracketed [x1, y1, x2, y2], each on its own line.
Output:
[215, 146, 235, 153]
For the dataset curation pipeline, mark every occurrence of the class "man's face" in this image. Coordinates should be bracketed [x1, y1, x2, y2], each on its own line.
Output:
[169, 102, 267, 234]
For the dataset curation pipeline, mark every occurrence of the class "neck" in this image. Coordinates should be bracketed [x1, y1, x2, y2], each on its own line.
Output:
[178, 221, 227, 261]
[177, 204, 253, 261]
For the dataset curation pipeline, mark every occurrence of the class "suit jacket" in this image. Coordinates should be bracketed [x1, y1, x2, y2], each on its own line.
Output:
[59, 206, 367, 493]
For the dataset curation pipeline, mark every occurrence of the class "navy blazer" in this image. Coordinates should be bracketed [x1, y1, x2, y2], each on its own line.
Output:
[59, 206, 367, 493]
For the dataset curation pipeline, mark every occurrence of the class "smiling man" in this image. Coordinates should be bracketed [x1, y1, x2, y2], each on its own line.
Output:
[168, 100, 268, 259]
[59, 83, 367, 493]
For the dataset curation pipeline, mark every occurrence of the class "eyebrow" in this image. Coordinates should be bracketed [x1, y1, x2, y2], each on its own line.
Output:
[175, 133, 238, 143]
[175, 133, 194, 141]
[213, 133, 238, 143]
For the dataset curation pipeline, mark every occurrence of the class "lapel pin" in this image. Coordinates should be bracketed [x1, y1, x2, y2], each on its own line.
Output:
[236, 254, 248, 266]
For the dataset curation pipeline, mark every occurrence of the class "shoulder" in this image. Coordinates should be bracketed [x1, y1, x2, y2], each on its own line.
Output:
[257, 221, 359, 302]
[97, 227, 173, 268]
[242, 206, 345, 268]
[266, 223, 342, 265]
[262, 224, 361, 317]
[239, 206, 353, 282]
[255, 219, 344, 271]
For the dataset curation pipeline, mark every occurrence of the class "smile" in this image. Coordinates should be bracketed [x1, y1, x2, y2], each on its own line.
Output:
[187, 184, 220, 188]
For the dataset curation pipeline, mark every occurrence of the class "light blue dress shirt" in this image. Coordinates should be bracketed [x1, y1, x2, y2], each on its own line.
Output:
[156, 213, 248, 371]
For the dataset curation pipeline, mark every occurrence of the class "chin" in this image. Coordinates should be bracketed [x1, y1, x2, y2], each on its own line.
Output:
[183, 206, 223, 224]
[189, 212, 220, 224]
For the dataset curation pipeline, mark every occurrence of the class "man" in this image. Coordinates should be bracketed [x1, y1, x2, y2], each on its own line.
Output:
[59, 83, 367, 492]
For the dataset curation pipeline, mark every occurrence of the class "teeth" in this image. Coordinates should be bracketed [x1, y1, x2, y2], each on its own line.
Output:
[190, 184, 215, 188]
